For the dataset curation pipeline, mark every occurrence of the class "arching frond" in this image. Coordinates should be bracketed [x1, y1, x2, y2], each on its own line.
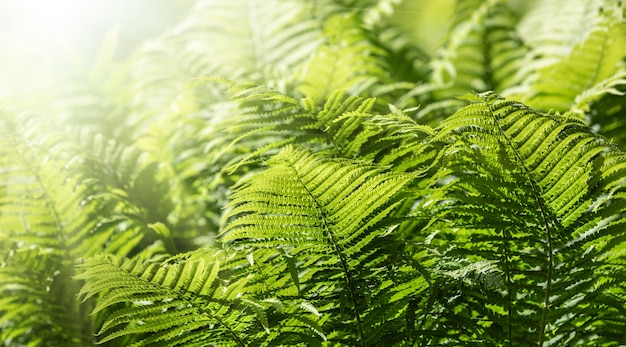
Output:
[297, 13, 390, 102]
[426, 92, 626, 346]
[430, 0, 526, 95]
[360, 107, 438, 172]
[2, 0, 626, 345]
[0, 125, 96, 346]
[0, 113, 173, 345]
[509, 18, 626, 117]
[135, 93, 234, 249]
[400, 0, 527, 127]
[216, 81, 442, 179]
[221, 146, 426, 345]
[214, 83, 380, 169]
[76, 251, 258, 346]
[67, 128, 178, 255]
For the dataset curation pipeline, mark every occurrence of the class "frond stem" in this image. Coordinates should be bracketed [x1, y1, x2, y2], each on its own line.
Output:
[490, 105, 554, 347]
[501, 229, 513, 347]
[286, 160, 367, 346]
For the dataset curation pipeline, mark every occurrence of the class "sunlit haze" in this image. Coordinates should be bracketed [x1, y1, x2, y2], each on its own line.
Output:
[0, 0, 190, 100]
[3, 0, 107, 47]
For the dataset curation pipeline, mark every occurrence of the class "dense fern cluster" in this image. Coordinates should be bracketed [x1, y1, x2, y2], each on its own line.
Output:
[1, 0, 626, 346]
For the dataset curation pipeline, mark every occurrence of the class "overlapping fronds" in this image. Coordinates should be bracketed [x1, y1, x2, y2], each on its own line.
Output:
[510, 15, 626, 117]
[221, 146, 426, 345]
[0, 122, 96, 345]
[76, 251, 259, 346]
[425, 92, 626, 346]
[135, 94, 233, 249]
[214, 81, 440, 177]
[212, 83, 380, 171]
[429, 0, 526, 95]
[396, 0, 526, 127]
[0, 113, 173, 344]
[297, 13, 390, 102]
[68, 128, 178, 255]
[296, 9, 432, 111]
[0, 249, 91, 346]
[2, 0, 626, 345]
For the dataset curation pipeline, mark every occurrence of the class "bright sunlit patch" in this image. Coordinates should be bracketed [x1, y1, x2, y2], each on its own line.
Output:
[0, 0, 186, 101]
[2, 0, 110, 48]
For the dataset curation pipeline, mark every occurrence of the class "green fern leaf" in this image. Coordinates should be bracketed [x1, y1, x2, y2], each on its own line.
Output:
[77, 251, 258, 346]
[427, 92, 626, 345]
[430, 0, 526, 95]
[512, 20, 626, 116]
[217, 83, 385, 170]
[221, 146, 425, 345]
[0, 248, 92, 346]
[297, 13, 390, 101]
[0, 113, 176, 345]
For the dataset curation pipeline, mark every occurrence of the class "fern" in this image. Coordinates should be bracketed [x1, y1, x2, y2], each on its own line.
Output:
[0, 249, 91, 346]
[426, 92, 626, 345]
[510, 14, 626, 117]
[76, 251, 259, 346]
[0, 114, 174, 345]
[297, 13, 389, 102]
[2, 0, 626, 346]
[430, 0, 526, 94]
[220, 146, 423, 345]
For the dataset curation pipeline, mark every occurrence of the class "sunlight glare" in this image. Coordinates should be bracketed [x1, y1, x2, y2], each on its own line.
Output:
[3, 0, 109, 48]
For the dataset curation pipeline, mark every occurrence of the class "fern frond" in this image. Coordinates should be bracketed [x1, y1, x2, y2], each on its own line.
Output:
[216, 83, 383, 169]
[136, 94, 235, 249]
[214, 82, 441, 194]
[0, 248, 92, 346]
[427, 92, 626, 345]
[0, 112, 176, 344]
[0, 122, 94, 346]
[399, 0, 527, 127]
[221, 146, 425, 345]
[69, 128, 177, 255]
[510, 19, 626, 117]
[76, 251, 259, 346]
[430, 0, 527, 95]
[297, 13, 390, 102]
[359, 107, 438, 173]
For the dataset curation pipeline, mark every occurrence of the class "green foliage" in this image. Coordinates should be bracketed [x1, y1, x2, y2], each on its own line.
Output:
[1, 0, 626, 346]
[221, 146, 419, 345]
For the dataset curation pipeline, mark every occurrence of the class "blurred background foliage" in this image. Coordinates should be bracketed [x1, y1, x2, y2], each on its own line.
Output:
[0, 0, 459, 111]
[0, 0, 193, 108]
[0, 0, 538, 116]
